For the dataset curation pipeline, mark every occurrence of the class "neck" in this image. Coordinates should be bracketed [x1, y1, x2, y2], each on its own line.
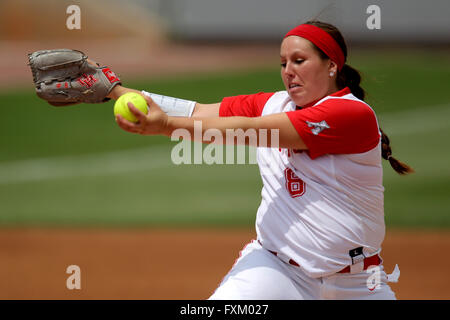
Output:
[326, 82, 340, 96]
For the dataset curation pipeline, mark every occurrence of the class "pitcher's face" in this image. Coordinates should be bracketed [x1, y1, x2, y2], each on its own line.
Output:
[280, 36, 337, 107]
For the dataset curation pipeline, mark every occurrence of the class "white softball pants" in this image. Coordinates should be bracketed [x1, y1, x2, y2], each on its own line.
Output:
[209, 240, 397, 300]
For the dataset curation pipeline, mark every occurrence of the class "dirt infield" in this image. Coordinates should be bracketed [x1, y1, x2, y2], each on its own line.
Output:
[0, 228, 449, 300]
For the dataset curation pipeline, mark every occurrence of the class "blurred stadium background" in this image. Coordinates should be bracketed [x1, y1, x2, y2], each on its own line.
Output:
[0, 0, 449, 299]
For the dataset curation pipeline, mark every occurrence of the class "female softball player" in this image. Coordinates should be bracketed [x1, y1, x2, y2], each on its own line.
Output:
[110, 20, 413, 299]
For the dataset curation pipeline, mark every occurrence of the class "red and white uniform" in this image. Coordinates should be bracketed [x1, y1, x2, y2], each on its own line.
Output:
[220, 87, 383, 277]
[210, 88, 397, 299]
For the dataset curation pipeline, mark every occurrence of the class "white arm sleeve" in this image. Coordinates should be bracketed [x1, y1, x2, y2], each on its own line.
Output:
[141, 90, 196, 117]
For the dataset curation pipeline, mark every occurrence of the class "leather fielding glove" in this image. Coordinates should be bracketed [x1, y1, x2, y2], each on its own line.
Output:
[28, 49, 121, 106]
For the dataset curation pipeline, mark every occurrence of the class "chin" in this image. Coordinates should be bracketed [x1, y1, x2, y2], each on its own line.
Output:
[290, 93, 308, 107]
[291, 92, 321, 108]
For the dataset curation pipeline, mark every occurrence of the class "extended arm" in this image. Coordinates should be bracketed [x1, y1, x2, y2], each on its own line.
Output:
[108, 85, 221, 118]
[116, 96, 307, 150]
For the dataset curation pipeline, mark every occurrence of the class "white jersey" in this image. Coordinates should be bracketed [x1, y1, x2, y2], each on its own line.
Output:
[220, 87, 384, 278]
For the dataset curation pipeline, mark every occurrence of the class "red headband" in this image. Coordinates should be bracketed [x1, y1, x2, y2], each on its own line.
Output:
[284, 24, 345, 71]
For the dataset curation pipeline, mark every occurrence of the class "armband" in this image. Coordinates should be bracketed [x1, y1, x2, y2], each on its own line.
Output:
[141, 90, 196, 117]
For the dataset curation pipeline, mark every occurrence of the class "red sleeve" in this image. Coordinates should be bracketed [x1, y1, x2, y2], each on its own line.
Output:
[286, 99, 380, 159]
[219, 92, 275, 117]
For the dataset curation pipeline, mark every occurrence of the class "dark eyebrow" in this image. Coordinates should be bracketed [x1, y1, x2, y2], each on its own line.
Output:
[280, 50, 305, 58]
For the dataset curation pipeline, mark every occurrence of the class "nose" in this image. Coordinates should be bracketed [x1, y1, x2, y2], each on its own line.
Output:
[282, 62, 295, 78]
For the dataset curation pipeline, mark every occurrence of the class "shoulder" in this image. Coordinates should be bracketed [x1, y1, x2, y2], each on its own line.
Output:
[317, 94, 379, 128]
[219, 91, 278, 117]
[286, 92, 381, 159]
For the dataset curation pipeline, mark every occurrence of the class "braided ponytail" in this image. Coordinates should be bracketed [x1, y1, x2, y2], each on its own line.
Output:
[305, 20, 414, 175]
[380, 129, 414, 175]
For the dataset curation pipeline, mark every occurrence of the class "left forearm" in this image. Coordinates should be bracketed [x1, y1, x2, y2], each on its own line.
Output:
[117, 99, 307, 150]
[165, 116, 256, 140]
[165, 114, 300, 148]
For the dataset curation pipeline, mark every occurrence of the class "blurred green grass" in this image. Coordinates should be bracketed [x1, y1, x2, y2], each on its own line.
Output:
[1, 49, 449, 228]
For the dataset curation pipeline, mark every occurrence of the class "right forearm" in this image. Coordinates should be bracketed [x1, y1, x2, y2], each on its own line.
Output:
[109, 86, 221, 118]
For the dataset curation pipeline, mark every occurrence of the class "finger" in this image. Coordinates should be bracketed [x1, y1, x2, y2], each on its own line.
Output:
[142, 94, 154, 107]
[128, 102, 148, 122]
[140, 95, 163, 113]
[115, 114, 141, 133]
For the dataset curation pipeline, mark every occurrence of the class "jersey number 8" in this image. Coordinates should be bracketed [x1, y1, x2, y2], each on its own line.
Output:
[284, 168, 306, 198]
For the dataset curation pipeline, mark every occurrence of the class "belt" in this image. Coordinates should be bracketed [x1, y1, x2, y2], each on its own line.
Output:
[267, 248, 300, 267]
[259, 241, 381, 273]
[259, 240, 300, 267]
[337, 254, 381, 273]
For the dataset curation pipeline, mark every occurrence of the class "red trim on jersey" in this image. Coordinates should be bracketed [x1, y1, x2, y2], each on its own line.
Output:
[297, 88, 351, 110]
[219, 92, 275, 117]
[286, 93, 380, 159]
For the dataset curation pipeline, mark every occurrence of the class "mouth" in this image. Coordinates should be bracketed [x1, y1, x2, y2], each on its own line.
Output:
[288, 83, 302, 91]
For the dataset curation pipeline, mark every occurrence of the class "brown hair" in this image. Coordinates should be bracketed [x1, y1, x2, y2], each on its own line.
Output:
[304, 20, 414, 175]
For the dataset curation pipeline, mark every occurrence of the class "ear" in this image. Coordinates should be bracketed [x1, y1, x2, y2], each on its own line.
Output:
[328, 60, 338, 74]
